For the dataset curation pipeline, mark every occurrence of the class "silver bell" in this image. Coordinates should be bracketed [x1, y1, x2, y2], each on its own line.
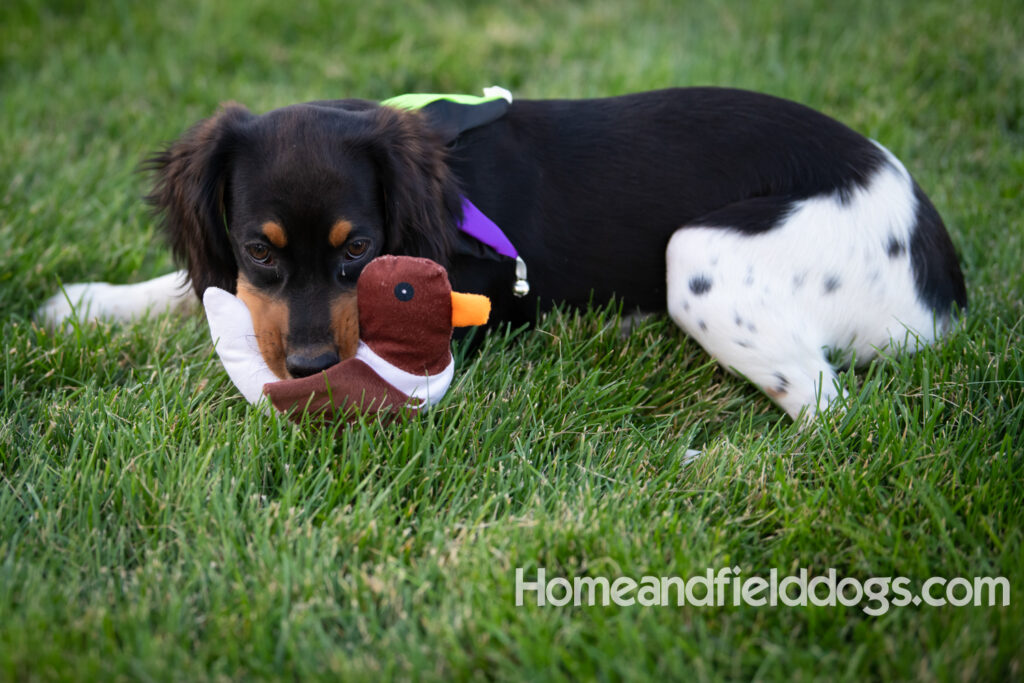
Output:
[513, 256, 530, 298]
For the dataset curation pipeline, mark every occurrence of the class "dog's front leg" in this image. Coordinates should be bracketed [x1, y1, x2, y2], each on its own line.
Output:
[35, 270, 196, 329]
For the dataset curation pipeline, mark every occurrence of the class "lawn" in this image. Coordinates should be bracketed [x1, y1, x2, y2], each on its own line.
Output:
[1, 0, 1022, 680]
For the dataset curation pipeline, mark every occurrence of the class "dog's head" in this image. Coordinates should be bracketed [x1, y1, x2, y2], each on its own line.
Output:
[147, 100, 460, 378]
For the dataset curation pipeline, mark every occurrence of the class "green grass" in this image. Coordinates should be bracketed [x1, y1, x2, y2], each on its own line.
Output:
[2, 0, 1022, 680]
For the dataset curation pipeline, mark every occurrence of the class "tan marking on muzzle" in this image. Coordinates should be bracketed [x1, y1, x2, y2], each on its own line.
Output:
[330, 291, 359, 361]
[236, 274, 289, 379]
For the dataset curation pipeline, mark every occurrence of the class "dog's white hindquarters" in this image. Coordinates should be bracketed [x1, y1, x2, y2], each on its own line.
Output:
[35, 270, 195, 329]
[666, 147, 949, 421]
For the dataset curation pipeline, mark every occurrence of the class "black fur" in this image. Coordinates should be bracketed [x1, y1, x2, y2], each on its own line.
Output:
[909, 183, 968, 314]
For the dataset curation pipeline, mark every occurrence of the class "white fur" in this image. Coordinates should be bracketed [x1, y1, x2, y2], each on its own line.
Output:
[666, 145, 939, 421]
[36, 269, 195, 329]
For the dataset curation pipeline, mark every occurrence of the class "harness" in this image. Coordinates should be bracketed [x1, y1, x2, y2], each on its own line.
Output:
[382, 87, 530, 298]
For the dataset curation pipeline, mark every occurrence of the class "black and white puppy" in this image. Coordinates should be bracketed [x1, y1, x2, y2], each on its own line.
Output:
[38, 87, 966, 420]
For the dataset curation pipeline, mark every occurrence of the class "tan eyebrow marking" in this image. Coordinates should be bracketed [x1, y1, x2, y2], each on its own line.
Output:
[261, 221, 287, 248]
[329, 219, 353, 248]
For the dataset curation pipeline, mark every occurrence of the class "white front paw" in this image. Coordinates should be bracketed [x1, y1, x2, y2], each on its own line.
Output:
[35, 282, 115, 329]
[35, 270, 195, 329]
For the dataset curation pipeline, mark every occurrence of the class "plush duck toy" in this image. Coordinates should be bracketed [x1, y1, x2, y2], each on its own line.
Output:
[203, 255, 490, 424]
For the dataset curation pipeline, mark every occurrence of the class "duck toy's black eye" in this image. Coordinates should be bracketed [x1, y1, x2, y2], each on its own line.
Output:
[394, 282, 414, 301]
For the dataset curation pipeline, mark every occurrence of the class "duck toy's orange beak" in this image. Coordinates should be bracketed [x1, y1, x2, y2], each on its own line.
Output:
[450, 291, 491, 327]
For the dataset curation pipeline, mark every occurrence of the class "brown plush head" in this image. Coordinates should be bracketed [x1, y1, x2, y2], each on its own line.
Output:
[357, 255, 489, 375]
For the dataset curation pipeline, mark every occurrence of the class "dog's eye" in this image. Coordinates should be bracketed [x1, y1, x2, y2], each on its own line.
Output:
[345, 239, 370, 261]
[245, 243, 273, 265]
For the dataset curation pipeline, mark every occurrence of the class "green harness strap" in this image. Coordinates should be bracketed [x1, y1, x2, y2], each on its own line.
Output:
[381, 87, 513, 144]
[381, 91, 508, 111]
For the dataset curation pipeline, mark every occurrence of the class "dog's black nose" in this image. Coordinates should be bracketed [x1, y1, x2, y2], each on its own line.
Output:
[285, 351, 340, 378]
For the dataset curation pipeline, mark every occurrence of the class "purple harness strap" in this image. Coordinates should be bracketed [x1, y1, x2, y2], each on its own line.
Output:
[457, 196, 530, 297]
[458, 197, 518, 259]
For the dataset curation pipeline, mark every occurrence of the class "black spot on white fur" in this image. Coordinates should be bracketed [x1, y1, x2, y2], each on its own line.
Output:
[887, 235, 906, 258]
[689, 275, 713, 296]
[823, 275, 841, 294]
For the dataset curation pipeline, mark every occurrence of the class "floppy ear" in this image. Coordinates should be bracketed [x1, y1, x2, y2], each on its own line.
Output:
[367, 107, 461, 266]
[145, 103, 252, 296]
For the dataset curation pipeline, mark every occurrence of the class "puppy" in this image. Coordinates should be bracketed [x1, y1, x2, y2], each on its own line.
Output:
[39, 88, 966, 420]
